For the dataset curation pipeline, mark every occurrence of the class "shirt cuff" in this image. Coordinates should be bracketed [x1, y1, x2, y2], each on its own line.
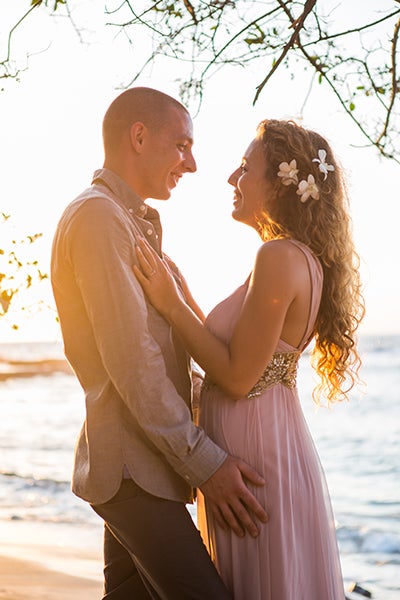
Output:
[173, 436, 228, 488]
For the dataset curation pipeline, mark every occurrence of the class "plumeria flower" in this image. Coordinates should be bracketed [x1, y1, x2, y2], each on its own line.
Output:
[312, 149, 334, 181]
[296, 174, 320, 203]
[277, 159, 299, 186]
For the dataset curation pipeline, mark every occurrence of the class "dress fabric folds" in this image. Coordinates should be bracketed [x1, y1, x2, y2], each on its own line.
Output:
[197, 240, 345, 600]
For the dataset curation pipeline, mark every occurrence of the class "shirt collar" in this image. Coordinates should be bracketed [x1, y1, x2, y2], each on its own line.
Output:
[92, 168, 148, 217]
[91, 168, 163, 252]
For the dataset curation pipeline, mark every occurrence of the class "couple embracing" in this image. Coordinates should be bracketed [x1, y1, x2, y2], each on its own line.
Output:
[51, 87, 363, 599]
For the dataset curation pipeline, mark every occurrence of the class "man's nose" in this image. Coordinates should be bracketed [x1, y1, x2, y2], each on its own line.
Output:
[185, 150, 197, 173]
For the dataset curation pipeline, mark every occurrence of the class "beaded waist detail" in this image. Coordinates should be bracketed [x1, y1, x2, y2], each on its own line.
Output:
[202, 351, 300, 399]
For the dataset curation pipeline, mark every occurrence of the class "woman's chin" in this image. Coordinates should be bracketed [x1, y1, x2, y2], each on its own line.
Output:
[231, 206, 242, 221]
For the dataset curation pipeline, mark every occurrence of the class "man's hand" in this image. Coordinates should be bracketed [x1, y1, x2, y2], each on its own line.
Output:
[199, 455, 268, 538]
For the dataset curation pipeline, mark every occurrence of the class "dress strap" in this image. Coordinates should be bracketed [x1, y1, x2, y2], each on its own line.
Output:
[285, 239, 323, 352]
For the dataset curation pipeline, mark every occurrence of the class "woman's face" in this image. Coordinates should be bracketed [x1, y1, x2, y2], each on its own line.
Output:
[228, 137, 272, 229]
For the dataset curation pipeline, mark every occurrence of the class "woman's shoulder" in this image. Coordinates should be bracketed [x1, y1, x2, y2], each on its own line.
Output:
[256, 238, 308, 262]
[253, 239, 318, 284]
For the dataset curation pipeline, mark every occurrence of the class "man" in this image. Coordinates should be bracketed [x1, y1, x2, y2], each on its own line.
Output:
[51, 87, 267, 599]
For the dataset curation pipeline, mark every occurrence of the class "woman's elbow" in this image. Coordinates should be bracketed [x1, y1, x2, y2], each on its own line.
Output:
[219, 378, 253, 401]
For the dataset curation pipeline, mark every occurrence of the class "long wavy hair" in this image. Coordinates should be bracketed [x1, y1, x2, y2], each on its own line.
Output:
[255, 119, 365, 405]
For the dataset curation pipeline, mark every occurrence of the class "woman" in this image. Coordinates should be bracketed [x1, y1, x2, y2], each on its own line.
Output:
[134, 119, 364, 599]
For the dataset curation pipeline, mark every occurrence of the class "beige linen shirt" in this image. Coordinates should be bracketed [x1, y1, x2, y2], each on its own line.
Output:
[51, 169, 226, 505]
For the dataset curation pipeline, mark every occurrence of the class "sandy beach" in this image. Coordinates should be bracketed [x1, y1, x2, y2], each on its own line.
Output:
[0, 520, 103, 600]
[0, 554, 102, 600]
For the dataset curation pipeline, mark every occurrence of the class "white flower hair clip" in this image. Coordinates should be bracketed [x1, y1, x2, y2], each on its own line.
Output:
[277, 160, 299, 186]
[296, 175, 319, 203]
[312, 149, 334, 181]
[277, 148, 334, 203]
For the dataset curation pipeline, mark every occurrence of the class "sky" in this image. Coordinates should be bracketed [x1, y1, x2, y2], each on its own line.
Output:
[0, 1, 399, 342]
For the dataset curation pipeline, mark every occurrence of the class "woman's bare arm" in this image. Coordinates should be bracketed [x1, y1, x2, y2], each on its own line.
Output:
[134, 238, 305, 397]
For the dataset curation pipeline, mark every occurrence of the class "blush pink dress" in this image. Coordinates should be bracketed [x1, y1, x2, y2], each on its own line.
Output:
[197, 240, 345, 600]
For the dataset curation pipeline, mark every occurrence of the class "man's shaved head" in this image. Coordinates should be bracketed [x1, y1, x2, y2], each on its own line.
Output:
[102, 87, 189, 156]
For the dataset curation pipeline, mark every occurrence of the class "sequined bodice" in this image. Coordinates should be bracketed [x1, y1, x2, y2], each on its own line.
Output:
[202, 350, 300, 399]
[247, 351, 300, 397]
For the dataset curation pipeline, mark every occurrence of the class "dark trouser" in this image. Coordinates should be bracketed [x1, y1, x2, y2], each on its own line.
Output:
[91, 479, 232, 600]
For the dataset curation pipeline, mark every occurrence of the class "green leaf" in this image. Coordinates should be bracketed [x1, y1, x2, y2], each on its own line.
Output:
[349, 102, 355, 111]
[245, 37, 264, 45]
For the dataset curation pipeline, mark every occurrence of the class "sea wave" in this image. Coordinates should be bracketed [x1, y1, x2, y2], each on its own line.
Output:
[0, 471, 97, 526]
[0, 470, 70, 487]
[0, 357, 72, 379]
[0, 341, 71, 378]
[360, 333, 400, 349]
[1, 472, 399, 557]
[338, 524, 400, 555]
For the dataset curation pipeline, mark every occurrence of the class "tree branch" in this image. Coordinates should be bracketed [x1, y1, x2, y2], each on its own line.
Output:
[300, 44, 399, 162]
[301, 8, 400, 48]
[253, 0, 317, 104]
[2, 4, 38, 67]
[251, 1, 400, 161]
[376, 17, 400, 145]
[183, 0, 198, 25]
[198, 5, 283, 81]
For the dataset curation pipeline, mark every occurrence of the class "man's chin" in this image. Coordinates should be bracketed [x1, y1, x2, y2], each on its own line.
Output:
[151, 193, 171, 201]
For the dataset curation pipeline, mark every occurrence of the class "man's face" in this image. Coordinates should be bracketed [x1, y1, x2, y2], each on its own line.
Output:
[137, 106, 196, 200]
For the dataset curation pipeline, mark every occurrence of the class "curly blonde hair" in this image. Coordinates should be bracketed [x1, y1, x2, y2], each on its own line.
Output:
[255, 119, 365, 405]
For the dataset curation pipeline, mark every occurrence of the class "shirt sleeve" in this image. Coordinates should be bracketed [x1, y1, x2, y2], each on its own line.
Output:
[64, 196, 226, 486]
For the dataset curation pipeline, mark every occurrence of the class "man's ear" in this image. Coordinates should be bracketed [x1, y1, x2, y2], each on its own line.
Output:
[129, 122, 147, 153]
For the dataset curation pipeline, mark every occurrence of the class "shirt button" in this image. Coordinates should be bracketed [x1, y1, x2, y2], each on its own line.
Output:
[146, 229, 153, 236]
[139, 205, 146, 212]
[128, 208, 134, 214]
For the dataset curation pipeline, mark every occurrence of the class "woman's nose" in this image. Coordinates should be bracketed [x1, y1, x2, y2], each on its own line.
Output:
[228, 168, 239, 187]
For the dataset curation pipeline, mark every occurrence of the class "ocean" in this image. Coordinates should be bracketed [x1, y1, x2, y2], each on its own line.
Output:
[0, 335, 399, 598]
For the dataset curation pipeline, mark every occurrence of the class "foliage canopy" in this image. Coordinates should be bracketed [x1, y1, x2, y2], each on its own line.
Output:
[1, 0, 400, 163]
[0, 214, 48, 327]
[108, 0, 400, 161]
